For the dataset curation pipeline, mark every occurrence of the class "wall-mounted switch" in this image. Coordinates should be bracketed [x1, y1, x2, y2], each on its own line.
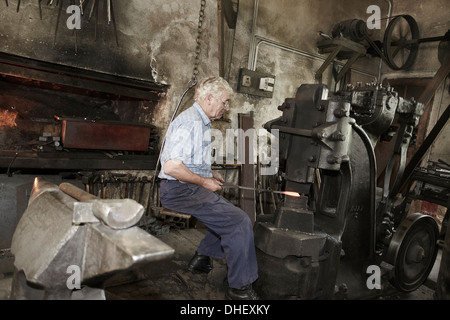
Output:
[242, 75, 252, 87]
[259, 77, 275, 92]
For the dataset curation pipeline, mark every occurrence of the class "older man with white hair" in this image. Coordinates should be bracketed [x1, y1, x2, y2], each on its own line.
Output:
[158, 76, 259, 300]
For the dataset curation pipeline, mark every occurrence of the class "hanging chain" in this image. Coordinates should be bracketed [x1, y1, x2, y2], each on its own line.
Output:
[192, 0, 206, 84]
[150, 0, 207, 201]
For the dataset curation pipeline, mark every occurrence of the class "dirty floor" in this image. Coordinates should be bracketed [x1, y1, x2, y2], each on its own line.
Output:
[0, 224, 442, 302]
[102, 224, 441, 301]
[104, 225, 229, 300]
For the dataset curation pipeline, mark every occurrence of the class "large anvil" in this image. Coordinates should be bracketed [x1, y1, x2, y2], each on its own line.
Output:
[9, 177, 174, 300]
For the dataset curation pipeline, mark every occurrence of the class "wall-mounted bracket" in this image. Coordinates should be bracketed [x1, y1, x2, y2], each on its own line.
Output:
[237, 68, 275, 98]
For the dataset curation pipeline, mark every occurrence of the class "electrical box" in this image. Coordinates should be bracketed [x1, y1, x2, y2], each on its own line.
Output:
[237, 68, 275, 98]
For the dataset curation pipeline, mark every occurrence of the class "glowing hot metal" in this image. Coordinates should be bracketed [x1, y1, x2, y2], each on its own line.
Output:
[221, 183, 301, 197]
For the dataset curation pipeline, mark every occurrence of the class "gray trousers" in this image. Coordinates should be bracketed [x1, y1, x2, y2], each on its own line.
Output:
[159, 179, 258, 289]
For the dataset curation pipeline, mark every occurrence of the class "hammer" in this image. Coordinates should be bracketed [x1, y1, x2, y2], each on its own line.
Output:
[60, 182, 144, 229]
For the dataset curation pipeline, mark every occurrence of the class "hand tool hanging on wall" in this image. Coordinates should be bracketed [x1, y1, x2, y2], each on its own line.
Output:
[53, 0, 63, 45]
[71, 0, 78, 53]
[50, 0, 81, 53]
[79, 0, 84, 14]
[108, 0, 118, 46]
[106, 0, 110, 23]
[50, 0, 118, 51]
[88, 0, 96, 20]
[88, 0, 98, 40]
[10, 0, 119, 49]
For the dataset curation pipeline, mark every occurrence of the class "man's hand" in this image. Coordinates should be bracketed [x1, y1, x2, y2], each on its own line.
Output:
[204, 170, 224, 192]
[211, 170, 225, 183]
[164, 160, 224, 192]
[201, 176, 223, 192]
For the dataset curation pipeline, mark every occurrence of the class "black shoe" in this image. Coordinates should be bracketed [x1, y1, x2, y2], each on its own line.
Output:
[187, 252, 213, 274]
[225, 284, 259, 300]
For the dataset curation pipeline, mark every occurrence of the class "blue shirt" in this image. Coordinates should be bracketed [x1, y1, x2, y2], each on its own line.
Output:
[158, 102, 213, 180]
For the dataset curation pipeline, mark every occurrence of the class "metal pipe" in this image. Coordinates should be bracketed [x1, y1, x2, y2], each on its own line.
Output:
[247, 0, 379, 81]
[252, 36, 378, 82]
[253, 36, 323, 67]
[247, 0, 259, 70]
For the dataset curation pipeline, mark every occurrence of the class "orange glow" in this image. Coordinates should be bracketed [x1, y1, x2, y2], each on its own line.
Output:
[280, 191, 301, 197]
[0, 110, 18, 127]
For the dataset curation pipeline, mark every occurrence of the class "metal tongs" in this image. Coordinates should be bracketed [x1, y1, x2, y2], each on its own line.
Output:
[221, 183, 301, 197]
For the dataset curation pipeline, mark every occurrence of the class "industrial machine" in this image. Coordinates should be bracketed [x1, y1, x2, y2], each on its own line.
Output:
[254, 83, 440, 299]
[316, 15, 450, 82]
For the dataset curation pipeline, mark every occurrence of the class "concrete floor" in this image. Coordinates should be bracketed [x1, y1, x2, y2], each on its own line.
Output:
[0, 224, 443, 301]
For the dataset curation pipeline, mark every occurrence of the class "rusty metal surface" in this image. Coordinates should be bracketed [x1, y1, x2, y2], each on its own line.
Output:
[59, 117, 152, 152]
[0, 52, 168, 101]
[0, 150, 158, 170]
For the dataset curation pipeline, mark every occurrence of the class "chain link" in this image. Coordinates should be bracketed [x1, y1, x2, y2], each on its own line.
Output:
[192, 0, 206, 84]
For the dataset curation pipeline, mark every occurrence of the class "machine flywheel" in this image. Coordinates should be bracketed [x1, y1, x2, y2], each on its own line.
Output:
[385, 212, 439, 292]
[383, 14, 420, 70]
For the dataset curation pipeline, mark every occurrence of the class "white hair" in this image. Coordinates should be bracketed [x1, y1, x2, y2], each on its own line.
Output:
[194, 76, 233, 101]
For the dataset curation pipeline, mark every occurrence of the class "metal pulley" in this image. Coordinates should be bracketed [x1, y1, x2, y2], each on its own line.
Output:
[383, 15, 420, 70]
[318, 15, 449, 77]
[385, 212, 439, 292]
[383, 15, 450, 70]
[331, 19, 369, 43]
